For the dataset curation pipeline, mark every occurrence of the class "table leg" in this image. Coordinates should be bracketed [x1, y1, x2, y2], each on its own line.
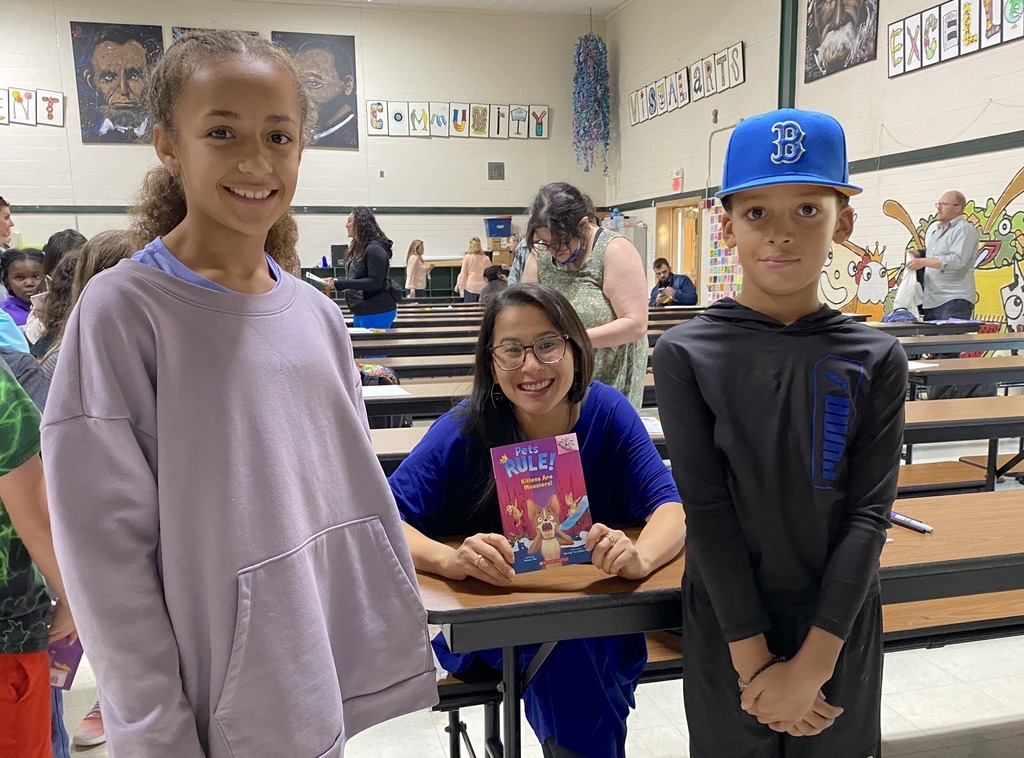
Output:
[500, 646, 521, 758]
[986, 438, 999, 491]
[997, 448, 1024, 481]
[484, 702, 501, 758]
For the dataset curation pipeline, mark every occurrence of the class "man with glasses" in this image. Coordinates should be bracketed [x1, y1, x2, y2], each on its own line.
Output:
[906, 190, 986, 397]
[906, 190, 979, 322]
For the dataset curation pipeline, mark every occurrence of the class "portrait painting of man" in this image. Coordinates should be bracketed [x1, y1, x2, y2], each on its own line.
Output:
[804, 0, 879, 82]
[70, 22, 163, 144]
[272, 31, 359, 149]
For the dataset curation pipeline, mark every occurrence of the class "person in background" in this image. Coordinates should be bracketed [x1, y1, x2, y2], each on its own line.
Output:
[0, 196, 15, 254]
[507, 232, 529, 285]
[42, 30, 436, 757]
[326, 206, 399, 328]
[1, 248, 45, 327]
[478, 264, 508, 305]
[455, 236, 489, 302]
[906, 190, 979, 323]
[0, 333, 73, 758]
[521, 182, 649, 409]
[27, 230, 88, 356]
[0, 310, 31, 353]
[654, 108, 906, 758]
[390, 284, 684, 758]
[1, 346, 49, 412]
[0, 359, 77, 758]
[38, 250, 82, 381]
[43, 230, 88, 282]
[906, 190, 987, 398]
[649, 257, 698, 307]
[405, 239, 430, 298]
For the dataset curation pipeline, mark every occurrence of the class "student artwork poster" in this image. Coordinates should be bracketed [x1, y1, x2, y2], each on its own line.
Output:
[491, 433, 593, 573]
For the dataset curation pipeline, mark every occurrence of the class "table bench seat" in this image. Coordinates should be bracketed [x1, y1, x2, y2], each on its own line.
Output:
[896, 461, 988, 496]
[959, 453, 1024, 477]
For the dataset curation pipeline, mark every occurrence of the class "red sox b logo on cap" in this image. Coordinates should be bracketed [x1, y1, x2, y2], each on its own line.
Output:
[771, 120, 805, 165]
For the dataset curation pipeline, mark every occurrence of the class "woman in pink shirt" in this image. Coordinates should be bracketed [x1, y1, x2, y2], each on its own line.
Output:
[405, 239, 430, 298]
[455, 236, 489, 302]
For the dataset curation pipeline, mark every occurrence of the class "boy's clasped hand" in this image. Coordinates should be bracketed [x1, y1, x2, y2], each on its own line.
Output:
[739, 658, 844, 737]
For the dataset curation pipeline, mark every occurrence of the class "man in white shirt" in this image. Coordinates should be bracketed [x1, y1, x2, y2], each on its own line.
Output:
[906, 190, 979, 321]
[906, 190, 990, 398]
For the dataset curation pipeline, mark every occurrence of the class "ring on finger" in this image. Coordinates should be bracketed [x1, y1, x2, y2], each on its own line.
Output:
[474, 554, 484, 568]
[603, 534, 617, 546]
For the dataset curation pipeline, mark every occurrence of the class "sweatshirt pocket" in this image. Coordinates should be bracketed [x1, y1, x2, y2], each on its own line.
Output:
[212, 517, 430, 758]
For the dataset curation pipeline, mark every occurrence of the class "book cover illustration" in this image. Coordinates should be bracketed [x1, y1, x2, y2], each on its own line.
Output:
[491, 433, 593, 573]
[49, 636, 84, 690]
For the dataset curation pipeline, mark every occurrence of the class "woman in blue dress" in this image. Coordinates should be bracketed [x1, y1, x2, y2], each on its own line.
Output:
[389, 283, 685, 758]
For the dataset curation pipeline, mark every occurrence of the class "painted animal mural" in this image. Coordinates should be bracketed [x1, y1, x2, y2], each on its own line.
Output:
[1002, 260, 1024, 333]
[822, 166, 1024, 331]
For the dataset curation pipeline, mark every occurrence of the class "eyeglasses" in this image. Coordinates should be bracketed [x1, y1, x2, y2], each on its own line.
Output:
[935, 202, 962, 208]
[491, 335, 569, 371]
[531, 237, 575, 254]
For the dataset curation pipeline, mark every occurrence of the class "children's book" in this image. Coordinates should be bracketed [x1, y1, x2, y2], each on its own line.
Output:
[48, 637, 84, 690]
[491, 433, 593, 573]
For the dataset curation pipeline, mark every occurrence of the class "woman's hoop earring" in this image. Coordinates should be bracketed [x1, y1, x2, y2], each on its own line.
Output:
[490, 382, 505, 408]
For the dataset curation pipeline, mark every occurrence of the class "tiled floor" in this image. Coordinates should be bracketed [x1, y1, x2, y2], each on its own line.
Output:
[61, 440, 1024, 756]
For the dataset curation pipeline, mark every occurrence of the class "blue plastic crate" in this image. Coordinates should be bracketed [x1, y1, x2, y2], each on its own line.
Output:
[484, 216, 512, 237]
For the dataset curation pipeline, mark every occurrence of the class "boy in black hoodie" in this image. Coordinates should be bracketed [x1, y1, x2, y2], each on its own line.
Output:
[653, 109, 907, 758]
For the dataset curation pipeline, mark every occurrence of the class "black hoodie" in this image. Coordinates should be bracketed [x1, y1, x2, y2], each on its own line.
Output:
[652, 299, 907, 643]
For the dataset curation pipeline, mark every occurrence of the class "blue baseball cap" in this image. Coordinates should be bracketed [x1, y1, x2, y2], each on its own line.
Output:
[717, 108, 861, 199]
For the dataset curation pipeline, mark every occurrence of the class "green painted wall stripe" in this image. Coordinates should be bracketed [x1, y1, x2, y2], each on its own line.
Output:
[848, 129, 1024, 174]
[778, 0, 798, 109]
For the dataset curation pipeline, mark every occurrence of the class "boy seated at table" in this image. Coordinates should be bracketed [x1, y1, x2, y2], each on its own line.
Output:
[389, 283, 684, 758]
[653, 109, 908, 757]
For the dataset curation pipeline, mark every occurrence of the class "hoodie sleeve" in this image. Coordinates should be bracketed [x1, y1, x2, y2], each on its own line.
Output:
[811, 341, 906, 640]
[41, 283, 206, 758]
[652, 333, 770, 642]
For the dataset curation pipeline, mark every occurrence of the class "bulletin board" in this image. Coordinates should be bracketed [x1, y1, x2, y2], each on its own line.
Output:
[703, 197, 741, 302]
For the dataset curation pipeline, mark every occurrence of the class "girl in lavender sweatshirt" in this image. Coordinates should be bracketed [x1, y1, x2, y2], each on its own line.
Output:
[41, 30, 436, 758]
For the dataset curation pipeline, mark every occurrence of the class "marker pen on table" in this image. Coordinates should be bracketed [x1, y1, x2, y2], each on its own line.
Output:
[891, 511, 933, 534]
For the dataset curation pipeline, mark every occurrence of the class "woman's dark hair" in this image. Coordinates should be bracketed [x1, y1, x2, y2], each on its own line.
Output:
[347, 206, 393, 259]
[130, 29, 316, 275]
[43, 229, 88, 278]
[39, 249, 80, 351]
[457, 283, 595, 526]
[525, 182, 594, 252]
[1, 247, 45, 288]
[44, 231, 137, 360]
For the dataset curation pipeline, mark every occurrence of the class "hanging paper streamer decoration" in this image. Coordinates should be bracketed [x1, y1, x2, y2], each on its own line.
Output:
[572, 33, 610, 175]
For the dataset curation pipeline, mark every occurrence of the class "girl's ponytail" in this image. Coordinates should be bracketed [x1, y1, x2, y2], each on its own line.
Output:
[130, 166, 187, 247]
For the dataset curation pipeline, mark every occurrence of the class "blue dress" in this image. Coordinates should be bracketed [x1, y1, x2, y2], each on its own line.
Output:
[389, 381, 680, 757]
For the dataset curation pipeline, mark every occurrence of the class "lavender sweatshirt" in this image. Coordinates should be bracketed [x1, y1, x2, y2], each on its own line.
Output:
[42, 260, 437, 758]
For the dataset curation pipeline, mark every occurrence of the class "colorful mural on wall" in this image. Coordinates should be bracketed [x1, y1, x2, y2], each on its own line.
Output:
[819, 166, 1024, 331]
